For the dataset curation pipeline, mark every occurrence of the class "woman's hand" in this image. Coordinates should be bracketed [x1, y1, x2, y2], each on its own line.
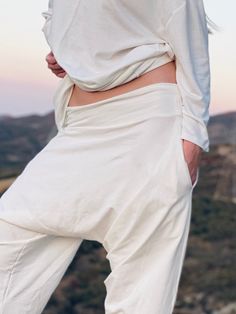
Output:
[182, 139, 202, 186]
[45, 51, 67, 78]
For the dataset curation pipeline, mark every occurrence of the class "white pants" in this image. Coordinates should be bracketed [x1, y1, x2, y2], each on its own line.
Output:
[0, 76, 199, 314]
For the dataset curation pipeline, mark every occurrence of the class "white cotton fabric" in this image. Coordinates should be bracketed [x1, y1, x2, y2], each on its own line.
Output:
[0, 82, 199, 313]
[41, 0, 211, 152]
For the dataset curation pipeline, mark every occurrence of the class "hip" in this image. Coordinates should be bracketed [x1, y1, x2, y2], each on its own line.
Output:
[67, 61, 177, 107]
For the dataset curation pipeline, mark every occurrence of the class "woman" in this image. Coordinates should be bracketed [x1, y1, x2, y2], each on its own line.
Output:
[0, 0, 213, 313]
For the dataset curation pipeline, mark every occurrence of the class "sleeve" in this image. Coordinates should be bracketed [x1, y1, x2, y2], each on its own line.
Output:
[163, 0, 211, 152]
[41, 0, 53, 40]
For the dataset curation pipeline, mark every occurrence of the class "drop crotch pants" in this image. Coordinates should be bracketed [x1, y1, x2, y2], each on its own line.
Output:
[0, 77, 199, 314]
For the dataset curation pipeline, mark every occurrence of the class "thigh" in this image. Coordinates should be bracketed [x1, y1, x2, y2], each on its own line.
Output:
[0, 128, 141, 241]
[0, 132, 97, 237]
[0, 218, 82, 314]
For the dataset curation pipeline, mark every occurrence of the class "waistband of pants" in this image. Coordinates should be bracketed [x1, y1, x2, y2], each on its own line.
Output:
[53, 74, 184, 130]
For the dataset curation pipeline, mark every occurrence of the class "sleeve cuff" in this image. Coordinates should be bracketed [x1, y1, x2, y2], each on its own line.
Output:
[181, 113, 210, 153]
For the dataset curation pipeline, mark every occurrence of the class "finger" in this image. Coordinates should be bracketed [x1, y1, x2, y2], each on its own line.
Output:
[46, 53, 57, 65]
[46, 57, 57, 65]
[52, 69, 66, 78]
[52, 68, 66, 75]
[52, 70, 66, 77]
[48, 63, 64, 70]
[57, 72, 67, 78]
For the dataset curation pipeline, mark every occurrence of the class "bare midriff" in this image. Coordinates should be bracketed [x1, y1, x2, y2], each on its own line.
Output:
[67, 60, 177, 107]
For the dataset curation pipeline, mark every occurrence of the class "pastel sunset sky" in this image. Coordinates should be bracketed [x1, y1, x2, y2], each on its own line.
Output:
[0, 0, 235, 117]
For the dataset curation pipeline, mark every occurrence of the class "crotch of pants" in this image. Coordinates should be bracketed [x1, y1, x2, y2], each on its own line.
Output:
[0, 75, 199, 314]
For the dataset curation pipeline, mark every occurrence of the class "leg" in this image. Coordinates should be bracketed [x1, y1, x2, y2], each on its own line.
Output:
[0, 215, 83, 314]
[101, 113, 196, 314]
[0, 131, 89, 313]
[103, 191, 192, 314]
[0, 127, 118, 313]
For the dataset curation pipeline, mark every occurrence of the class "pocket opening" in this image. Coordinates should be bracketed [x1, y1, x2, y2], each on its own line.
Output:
[178, 136, 199, 191]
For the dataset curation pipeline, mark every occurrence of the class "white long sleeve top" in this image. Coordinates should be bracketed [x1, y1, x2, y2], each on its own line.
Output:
[41, 0, 211, 152]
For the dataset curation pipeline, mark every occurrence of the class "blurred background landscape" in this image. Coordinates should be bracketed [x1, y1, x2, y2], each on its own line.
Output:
[0, 0, 235, 313]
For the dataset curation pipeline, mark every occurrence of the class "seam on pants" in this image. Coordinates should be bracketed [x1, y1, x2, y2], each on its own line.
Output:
[1, 242, 27, 313]
[36, 239, 79, 292]
[32, 240, 81, 314]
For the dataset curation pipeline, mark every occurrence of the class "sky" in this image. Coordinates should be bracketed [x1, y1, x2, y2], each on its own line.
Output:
[0, 0, 235, 118]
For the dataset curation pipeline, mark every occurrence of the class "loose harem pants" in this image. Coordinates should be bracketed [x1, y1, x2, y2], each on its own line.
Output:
[0, 75, 199, 314]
